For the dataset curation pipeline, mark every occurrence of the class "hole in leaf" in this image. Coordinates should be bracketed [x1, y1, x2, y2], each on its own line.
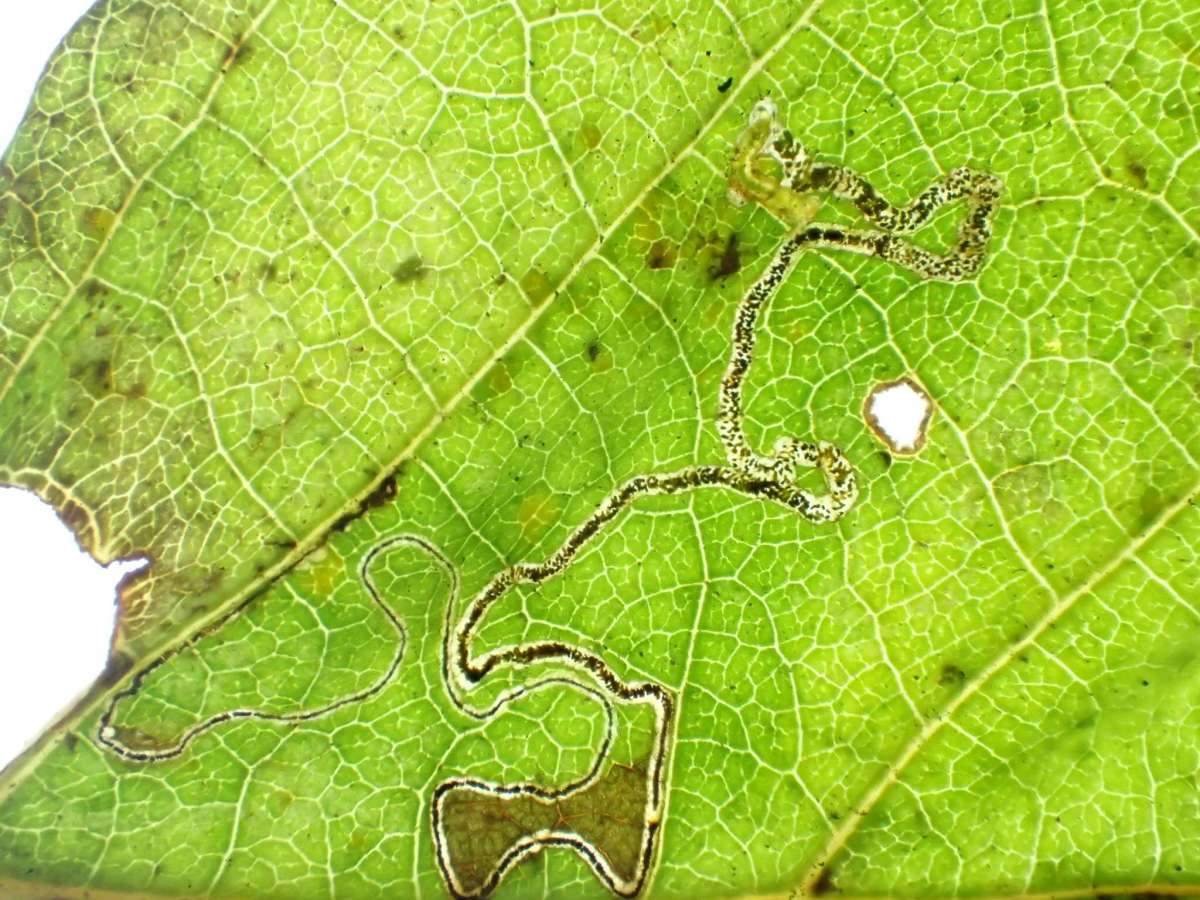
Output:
[863, 376, 934, 455]
[0, 486, 147, 767]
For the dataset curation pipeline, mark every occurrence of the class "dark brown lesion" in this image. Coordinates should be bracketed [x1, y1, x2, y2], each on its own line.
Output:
[435, 754, 654, 899]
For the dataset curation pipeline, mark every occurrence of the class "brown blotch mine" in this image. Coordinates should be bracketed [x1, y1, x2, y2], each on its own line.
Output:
[439, 755, 652, 896]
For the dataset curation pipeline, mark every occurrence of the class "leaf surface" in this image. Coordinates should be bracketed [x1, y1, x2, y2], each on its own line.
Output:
[1, 0, 1199, 898]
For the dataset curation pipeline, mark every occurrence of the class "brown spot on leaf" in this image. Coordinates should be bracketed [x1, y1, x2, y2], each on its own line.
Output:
[646, 239, 676, 270]
[938, 664, 966, 687]
[812, 865, 837, 895]
[363, 474, 398, 511]
[392, 254, 427, 284]
[1127, 161, 1148, 189]
[59, 499, 91, 537]
[89, 359, 112, 394]
[1136, 485, 1171, 533]
[707, 233, 740, 281]
[83, 279, 109, 301]
[108, 724, 167, 752]
[115, 554, 155, 627]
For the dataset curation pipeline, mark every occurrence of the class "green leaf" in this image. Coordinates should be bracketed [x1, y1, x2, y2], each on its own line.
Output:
[2, 0, 1199, 898]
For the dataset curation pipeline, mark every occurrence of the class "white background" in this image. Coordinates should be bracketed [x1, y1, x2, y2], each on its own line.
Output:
[0, 1, 927, 770]
[0, 0, 125, 769]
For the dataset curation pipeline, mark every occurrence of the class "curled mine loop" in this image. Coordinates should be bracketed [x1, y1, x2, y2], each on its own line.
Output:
[95, 98, 1000, 900]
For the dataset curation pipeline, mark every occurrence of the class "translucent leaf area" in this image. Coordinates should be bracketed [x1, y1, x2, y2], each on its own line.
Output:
[2, 1, 1199, 898]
